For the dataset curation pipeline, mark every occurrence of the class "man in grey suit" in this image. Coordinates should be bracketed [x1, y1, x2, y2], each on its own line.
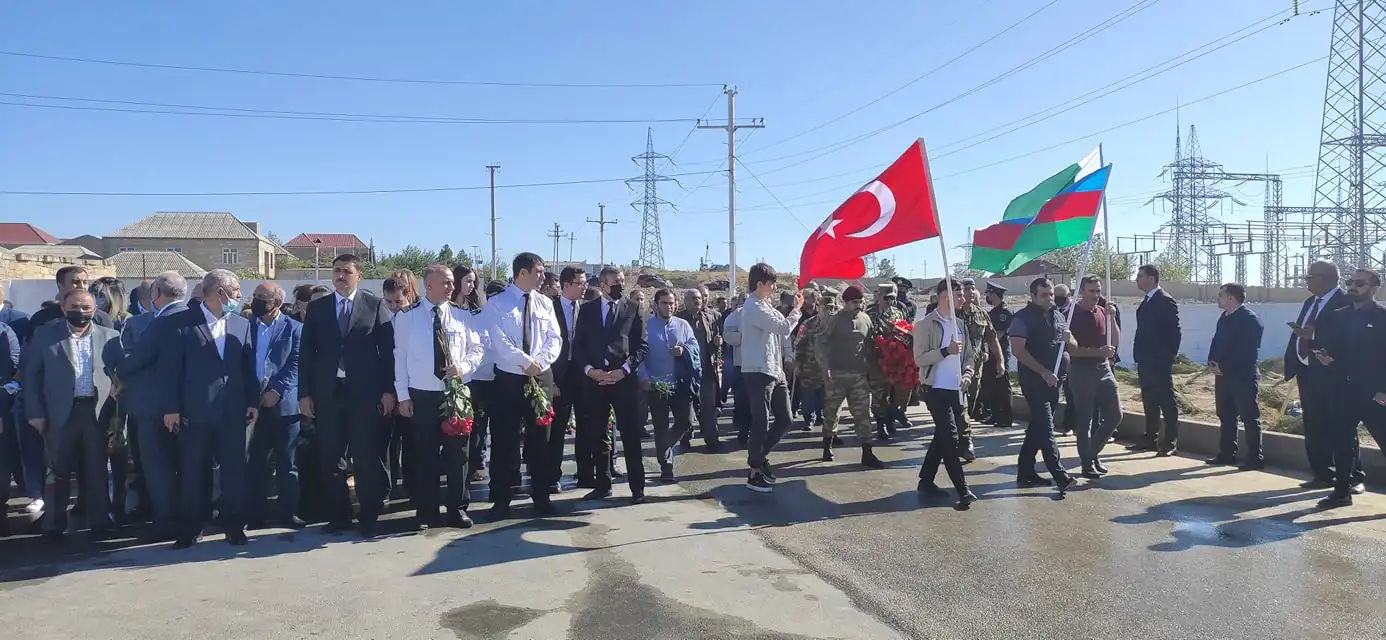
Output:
[115, 270, 188, 541]
[159, 270, 259, 549]
[23, 290, 123, 542]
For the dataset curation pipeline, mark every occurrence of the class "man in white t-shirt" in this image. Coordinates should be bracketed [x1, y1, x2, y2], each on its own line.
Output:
[912, 278, 977, 509]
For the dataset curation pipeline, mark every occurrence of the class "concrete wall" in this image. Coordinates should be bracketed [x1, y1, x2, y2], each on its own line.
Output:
[102, 238, 277, 277]
[1011, 394, 1386, 485]
[0, 251, 114, 282]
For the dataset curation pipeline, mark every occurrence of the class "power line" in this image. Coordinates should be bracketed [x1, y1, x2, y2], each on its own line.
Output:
[734, 157, 811, 231]
[0, 93, 695, 125]
[743, 0, 1063, 155]
[0, 50, 723, 89]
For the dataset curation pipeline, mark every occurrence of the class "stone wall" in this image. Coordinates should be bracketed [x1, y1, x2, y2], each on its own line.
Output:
[0, 251, 114, 281]
[101, 237, 276, 277]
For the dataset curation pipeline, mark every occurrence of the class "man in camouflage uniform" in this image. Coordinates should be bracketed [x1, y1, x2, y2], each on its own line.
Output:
[817, 285, 883, 467]
[955, 278, 1003, 462]
[867, 283, 909, 440]
[794, 287, 835, 432]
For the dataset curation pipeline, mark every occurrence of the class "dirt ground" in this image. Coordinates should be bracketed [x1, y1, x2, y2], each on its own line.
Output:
[1104, 357, 1303, 434]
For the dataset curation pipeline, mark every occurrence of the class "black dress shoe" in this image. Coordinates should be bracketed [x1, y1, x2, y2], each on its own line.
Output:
[172, 533, 201, 549]
[630, 494, 646, 505]
[547, 484, 564, 495]
[575, 478, 597, 489]
[582, 488, 613, 501]
[1301, 478, 1334, 489]
[487, 504, 511, 522]
[322, 521, 352, 535]
[89, 527, 115, 542]
[955, 490, 978, 510]
[1156, 449, 1177, 458]
[1056, 475, 1078, 493]
[246, 520, 267, 530]
[705, 441, 724, 454]
[533, 501, 559, 517]
[1126, 442, 1151, 451]
[42, 531, 66, 544]
[226, 529, 248, 546]
[446, 511, 474, 529]
[1205, 456, 1236, 466]
[1317, 493, 1353, 509]
[358, 522, 377, 538]
[917, 480, 948, 498]
[1016, 476, 1053, 488]
[1240, 461, 1266, 471]
[279, 516, 307, 529]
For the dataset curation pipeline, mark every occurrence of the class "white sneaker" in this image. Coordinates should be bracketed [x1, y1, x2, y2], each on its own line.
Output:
[25, 498, 45, 513]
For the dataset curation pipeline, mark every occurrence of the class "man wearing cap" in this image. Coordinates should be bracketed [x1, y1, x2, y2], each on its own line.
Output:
[817, 285, 883, 466]
[867, 283, 909, 440]
[891, 277, 918, 321]
[794, 287, 834, 433]
[956, 278, 1003, 461]
[977, 281, 1015, 429]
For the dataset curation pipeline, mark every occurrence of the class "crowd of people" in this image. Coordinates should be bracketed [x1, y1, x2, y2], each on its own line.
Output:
[0, 252, 1381, 548]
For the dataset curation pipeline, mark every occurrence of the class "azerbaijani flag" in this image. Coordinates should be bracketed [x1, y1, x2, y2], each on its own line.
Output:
[969, 148, 1111, 274]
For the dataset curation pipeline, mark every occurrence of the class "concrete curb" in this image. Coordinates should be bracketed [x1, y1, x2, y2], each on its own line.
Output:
[1010, 394, 1386, 484]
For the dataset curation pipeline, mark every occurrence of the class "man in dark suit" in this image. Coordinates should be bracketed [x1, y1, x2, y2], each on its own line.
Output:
[0, 318, 21, 537]
[245, 282, 304, 529]
[1284, 259, 1360, 490]
[298, 253, 396, 536]
[1130, 264, 1182, 455]
[678, 288, 723, 452]
[22, 266, 114, 340]
[24, 290, 123, 541]
[551, 266, 587, 489]
[574, 266, 649, 504]
[1312, 268, 1386, 508]
[158, 270, 259, 548]
[115, 271, 189, 541]
[1206, 283, 1265, 470]
[475, 253, 564, 520]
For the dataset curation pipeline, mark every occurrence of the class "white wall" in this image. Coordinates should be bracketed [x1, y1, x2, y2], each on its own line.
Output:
[2, 278, 387, 312]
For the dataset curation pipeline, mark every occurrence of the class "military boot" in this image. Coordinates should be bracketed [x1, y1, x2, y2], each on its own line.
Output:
[874, 417, 892, 441]
[821, 437, 835, 462]
[861, 443, 885, 469]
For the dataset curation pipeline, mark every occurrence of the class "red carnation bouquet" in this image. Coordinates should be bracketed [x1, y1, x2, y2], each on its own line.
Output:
[526, 376, 555, 427]
[440, 377, 474, 437]
[874, 318, 919, 389]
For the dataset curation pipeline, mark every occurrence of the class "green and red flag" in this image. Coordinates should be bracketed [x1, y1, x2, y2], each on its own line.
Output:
[969, 150, 1111, 274]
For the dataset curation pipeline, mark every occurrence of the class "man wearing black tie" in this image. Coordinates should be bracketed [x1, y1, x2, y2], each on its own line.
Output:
[574, 266, 649, 504]
[1285, 260, 1360, 490]
[299, 254, 396, 536]
[394, 265, 484, 529]
[476, 253, 563, 520]
[551, 266, 588, 489]
[1130, 264, 1182, 455]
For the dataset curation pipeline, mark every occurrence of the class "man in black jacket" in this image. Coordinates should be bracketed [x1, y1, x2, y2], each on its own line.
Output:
[24, 266, 113, 340]
[1206, 283, 1265, 469]
[298, 254, 396, 537]
[551, 266, 587, 489]
[1284, 260, 1359, 490]
[574, 266, 649, 504]
[1312, 268, 1386, 508]
[1129, 264, 1182, 455]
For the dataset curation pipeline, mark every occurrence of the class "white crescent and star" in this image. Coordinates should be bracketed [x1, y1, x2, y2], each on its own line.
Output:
[817, 180, 897, 239]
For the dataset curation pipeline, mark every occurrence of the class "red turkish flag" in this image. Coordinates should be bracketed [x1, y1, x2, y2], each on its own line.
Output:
[797, 139, 941, 287]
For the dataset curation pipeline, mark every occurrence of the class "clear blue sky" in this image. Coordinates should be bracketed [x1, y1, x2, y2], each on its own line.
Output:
[0, 0, 1334, 278]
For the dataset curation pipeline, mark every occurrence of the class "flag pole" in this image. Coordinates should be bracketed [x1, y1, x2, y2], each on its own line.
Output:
[1099, 144, 1113, 349]
[919, 139, 965, 405]
[1053, 182, 1103, 375]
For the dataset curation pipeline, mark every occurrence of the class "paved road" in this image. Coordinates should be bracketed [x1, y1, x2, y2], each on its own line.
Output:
[4, 405, 1386, 639]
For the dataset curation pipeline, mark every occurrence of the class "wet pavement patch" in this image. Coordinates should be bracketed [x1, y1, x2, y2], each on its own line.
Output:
[439, 600, 545, 639]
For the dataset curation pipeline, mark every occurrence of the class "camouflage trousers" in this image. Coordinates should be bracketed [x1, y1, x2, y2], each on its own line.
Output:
[823, 372, 873, 442]
[868, 371, 909, 418]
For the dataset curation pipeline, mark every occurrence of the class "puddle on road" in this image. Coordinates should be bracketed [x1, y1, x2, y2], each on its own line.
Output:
[1171, 519, 1229, 541]
[439, 600, 545, 640]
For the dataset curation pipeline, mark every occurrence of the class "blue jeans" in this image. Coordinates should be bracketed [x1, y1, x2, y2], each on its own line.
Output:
[1018, 376, 1072, 482]
[799, 387, 824, 419]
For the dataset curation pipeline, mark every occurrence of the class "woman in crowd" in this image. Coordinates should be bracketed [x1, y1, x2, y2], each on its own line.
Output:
[452, 265, 483, 312]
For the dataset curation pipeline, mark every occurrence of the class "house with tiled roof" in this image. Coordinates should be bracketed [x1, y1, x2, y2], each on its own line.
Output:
[104, 212, 289, 277]
[0, 222, 60, 249]
[284, 232, 369, 264]
[8, 244, 103, 260]
[106, 250, 208, 279]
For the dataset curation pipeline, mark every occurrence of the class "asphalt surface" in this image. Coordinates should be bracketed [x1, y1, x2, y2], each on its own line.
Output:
[4, 404, 1386, 639]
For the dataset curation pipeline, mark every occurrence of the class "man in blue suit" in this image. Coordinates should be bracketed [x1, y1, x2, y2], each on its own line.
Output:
[116, 271, 189, 541]
[245, 282, 303, 529]
[0, 318, 21, 537]
[158, 270, 259, 549]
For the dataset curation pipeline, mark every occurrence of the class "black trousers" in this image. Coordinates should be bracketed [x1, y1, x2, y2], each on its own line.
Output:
[583, 374, 643, 494]
[381, 412, 412, 498]
[1329, 384, 1386, 495]
[732, 366, 752, 440]
[550, 370, 580, 485]
[43, 398, 109, 533]
[1298, 370, 1362, 483]
[316, 380, 386, 525]
[408, 388, 471, 521]
[978, 358, 1014, 427]
[694, 370, 722, 445]
[920, 387, 969, 492]
[1018, 377, 1073, 483]
[488, 370, 556, 507]
[468, 380, 493, 474]
[1137, 361, 1179, 450]
[1215, 375, 1262, 462]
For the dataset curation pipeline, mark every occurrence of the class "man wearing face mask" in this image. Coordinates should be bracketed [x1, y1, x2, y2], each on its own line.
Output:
[116, 271, 188, 541]
[245, 282, 304, 529]
[24, 289, 123, 541]
[157, 270, 259, 548]
[24, 266, 113, 341]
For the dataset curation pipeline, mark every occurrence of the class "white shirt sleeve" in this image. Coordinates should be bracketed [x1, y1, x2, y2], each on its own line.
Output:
[393, 307, 412, 401]
[533, 296, 562, 371]
[482, 300, 537, 372]
[457, 312, 485, 379]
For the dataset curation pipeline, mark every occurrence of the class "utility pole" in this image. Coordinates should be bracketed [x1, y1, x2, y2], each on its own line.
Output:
[567, 233, 576, 262]
[547, 222, 565, 265]
[486, 164, 501, 281]
[586, 202, 618, 267]
[698, 86, 763, 296]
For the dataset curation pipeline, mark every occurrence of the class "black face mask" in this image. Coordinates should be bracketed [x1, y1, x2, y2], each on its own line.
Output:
[1055, 296, 1070, 308]
[65, 310, 93, 327]
[251, 298, 274, 318]
[607, 284, 624, 300]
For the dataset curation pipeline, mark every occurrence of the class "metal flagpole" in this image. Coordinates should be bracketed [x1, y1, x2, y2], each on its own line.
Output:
[918, 137, 966, 405]
[1099, 143, 1114, 348]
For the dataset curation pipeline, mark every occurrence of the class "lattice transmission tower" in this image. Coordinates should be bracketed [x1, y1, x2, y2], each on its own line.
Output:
[1305, 0, 1386, 270]
[627, 128, 677, 269]
[1149, 125, 1230, 283]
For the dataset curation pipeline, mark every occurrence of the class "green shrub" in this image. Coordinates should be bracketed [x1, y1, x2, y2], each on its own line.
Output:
[1257, 384, 1290, 409]
[1173, 388, 1200, 415]
[1270, 414, 1304, 435]
[1258, 356, 1285, 376]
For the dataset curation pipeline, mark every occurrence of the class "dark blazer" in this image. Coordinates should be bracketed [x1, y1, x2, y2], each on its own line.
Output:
[1283, 289, 1351, 381]
[1207, 305, 1263, 380]
[157, 301, 258, 426]
[1316, 301, 1386, 395]
[1133, 288, 1181, 365]
[0, 308, 29, 345]
[24, 305, 113, 342]
[0, 321, 20, 387]
[298, 289, 394, 405]
[22, 322, 123, 428]
[552, 294, 583, 382]
[251, 313, 302, 419]
[115, 301, 187, 417]
[678, 308, 722, 376]
[574, 297, 649, 374]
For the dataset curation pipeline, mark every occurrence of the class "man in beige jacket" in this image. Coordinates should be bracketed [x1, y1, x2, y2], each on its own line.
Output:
[912, 278, 978, 509]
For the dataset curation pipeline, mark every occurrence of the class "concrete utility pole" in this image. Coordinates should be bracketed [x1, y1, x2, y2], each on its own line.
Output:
[586, 202, 618, 267]
[547, 222, 565, 266]
[698, 87, 763, 296]
[567, 233, 576, 262]
[486, 164, 501, 282]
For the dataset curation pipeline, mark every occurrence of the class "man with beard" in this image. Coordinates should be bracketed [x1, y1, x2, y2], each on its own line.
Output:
[817, 286, 883, 467]
[678, 288, 723, 452]
[1007, 277, 1077, 494]
[956, 278, 1001, 462]
[976, 281, 1014, 429]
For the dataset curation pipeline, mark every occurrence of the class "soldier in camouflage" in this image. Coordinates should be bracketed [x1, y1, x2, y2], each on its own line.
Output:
[817, 285, 883, 467]
[794, 287, 836, 432]
[867, 283, 909, 440]
[955, 278, 1003, 462]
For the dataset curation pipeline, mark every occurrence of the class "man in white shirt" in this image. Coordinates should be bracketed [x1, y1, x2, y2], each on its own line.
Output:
[396, 265, 485, 530]
[476, 253, 563, 520]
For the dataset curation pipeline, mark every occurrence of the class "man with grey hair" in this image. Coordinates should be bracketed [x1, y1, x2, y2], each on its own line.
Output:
[157, 269, 259, 548]
[245, 281, 304, 529]
[1285, 259, 1361, 490]
[116, 270, 189, 541]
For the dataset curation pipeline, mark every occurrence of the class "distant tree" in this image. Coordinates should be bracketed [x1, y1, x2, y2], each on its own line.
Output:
[377, 245, 439, 276]
[951, 261, 986, 279]
[874, 258, 899, 279]
[438, 244, 455, 266]
[1042, 235, 1133, 280]
[1152, 253, 1194, 283]
[265, 231, 283, 245]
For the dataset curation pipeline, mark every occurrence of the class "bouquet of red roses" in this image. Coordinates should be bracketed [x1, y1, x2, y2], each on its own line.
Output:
[526, 376, 555, 427]
[440, 376, 474, 437]
[874, 318, 919, 389]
